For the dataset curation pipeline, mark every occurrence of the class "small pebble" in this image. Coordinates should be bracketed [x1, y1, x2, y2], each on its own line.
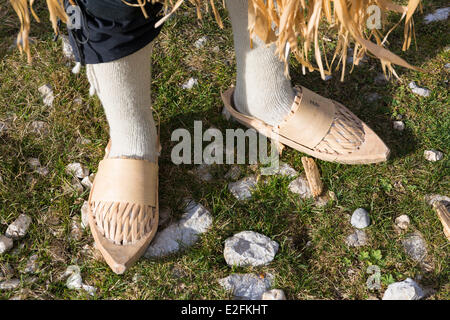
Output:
[288, 175, 312, 199]
[224, 231, 279, 267]
[0, 235, 13, 254]
[23, 254, 38, 274]
[5, 214, 32, 239]
[402, 232, 428, 262]
[218, 273, 274, 300]
[424, 7, 450, 24]
[393, 121, 405, 131]
[382, 278, 424, 300]
[262, 289, 286, 300]
[408, 81, 430, 97]
[424, 150, 443, 162]
[0, 278, 20, 290]
[395, 215, 410, 230]
[30, 121, 48, 135]
[350, 208, 371, 229]
[80, 201, 89, 229]
[81, 174, 94, 190]
[181, 78, 198, 90]
[345, 229, 368, 247]
[195, 163, 213, 182]
[228, 176, 258, 200]
[66, 163, 89, 179]
[38, 84, 54, 107]
[194, 36, 208, 49]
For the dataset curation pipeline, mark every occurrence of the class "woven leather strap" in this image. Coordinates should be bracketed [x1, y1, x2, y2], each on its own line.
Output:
[277, 86, 335, 149]
[90, 158, 158, 206]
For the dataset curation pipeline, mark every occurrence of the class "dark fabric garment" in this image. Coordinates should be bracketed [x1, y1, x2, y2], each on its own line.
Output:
[64, 0, 163, 65]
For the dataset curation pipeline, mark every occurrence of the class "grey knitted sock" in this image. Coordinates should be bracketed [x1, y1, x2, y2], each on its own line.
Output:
[226, 0, 296, 127]
[86, 42, 157, 162]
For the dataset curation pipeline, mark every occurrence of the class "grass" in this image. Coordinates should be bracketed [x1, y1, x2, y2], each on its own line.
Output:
[0, 1, 449, 300]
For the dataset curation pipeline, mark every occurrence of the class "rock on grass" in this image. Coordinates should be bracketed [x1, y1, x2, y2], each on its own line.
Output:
[145, 200, 212, 257]
[0, 235, 13, 254]
[224, 231, 279, 267]
[424, 7, 450, 24]
[402, 232, 428, 262]
[5, 214, 32, 239]
[424, 150, 443, 162]
[408, 81, 430, 97]
[345, 229, 368, 247]
[66, 163, 89, 179]
[262, 289, 286, 300]
[350, 208, 371, 229]
[0, 279, 20, 291]
[228, 176, 258, 200]
[218, 273, 274, 300]
[382, 278, 424, 300]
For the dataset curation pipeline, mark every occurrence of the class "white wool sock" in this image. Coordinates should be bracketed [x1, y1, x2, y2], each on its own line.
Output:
[226, 0, 296, 126]
[86, 42, 158, 162]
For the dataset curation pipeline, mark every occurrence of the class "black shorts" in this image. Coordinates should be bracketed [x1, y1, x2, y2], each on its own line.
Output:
[64, 0, 163, 64]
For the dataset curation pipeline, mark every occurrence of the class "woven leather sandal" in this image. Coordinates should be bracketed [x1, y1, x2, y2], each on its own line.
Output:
[222, 86, 390, 164]
[87, 142, 159, 274]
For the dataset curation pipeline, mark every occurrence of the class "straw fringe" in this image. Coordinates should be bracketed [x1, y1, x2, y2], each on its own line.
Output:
[9, 0, 422, 79]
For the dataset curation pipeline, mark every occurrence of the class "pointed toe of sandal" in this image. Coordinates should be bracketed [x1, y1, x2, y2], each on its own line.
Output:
[222, 86, 390, 165]
[88, 158, 159, 274]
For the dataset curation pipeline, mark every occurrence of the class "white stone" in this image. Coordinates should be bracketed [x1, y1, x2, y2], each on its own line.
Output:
[63, 265, 96, 296]
[271, 162, 298, 177]
[60, 35, 75, 60]
[23, 254, 38, 273]
[228, 176, 258, 200]
[195, 164, 213, 182]
[181, 77, 198, 90]
[80, 201, 89, 229]
[0, 235, 13, 254]
[424, 150, 443, 162]
[5, 214, 32, 239]
[30, 121, 48, 135]
[27, 158, 41, 169]
[224, 231, 279, 267]
[393, 121, 405, 131]
[81, 174, 94, 190]
[38, 84, 54, 107]
[194, 36, 208, 49]
[345, 229, 368, 247]
[0, 121, 7, 134]
[424, 7, 450, 24]
[70, 177, 84, 193]
[70, 219, 83, 240]
[66, 162, 89, 179]
[288, 175, 312, 199]
[0, 279, 20, 290]
[145, 201, 213, 257]
[218, 273, 274, 300]
[382, 278, 424, 300]
[395, 215, 410, 230]
[402, 232, 428, 262]
[262, 289, 286, 300]
[408, 81, 430, 97]
[351, 208, 371, 229]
